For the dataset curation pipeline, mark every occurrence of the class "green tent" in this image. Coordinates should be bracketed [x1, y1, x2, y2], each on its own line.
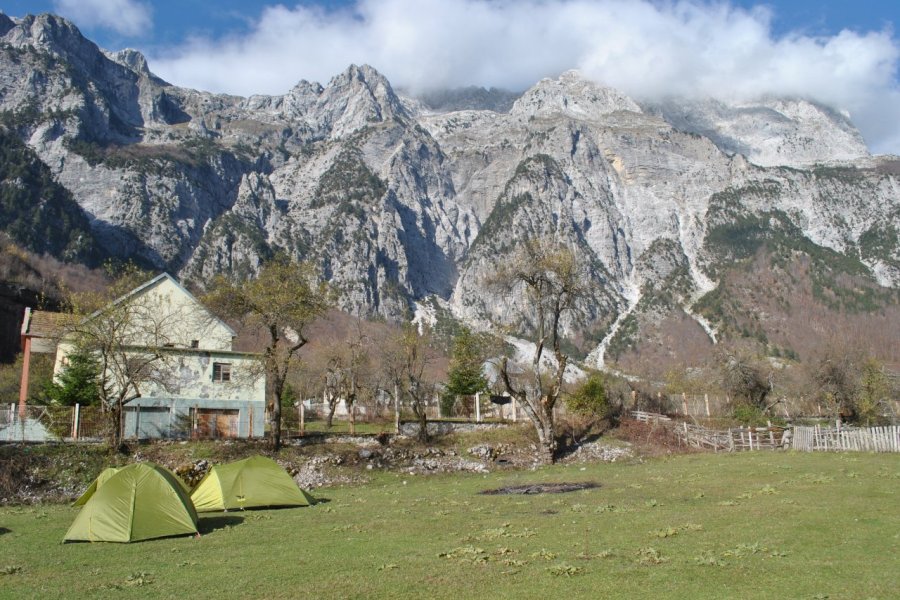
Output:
[73, 465, 189, 506]
[72, 467, 122, 506]
[191, 455, 314, 512]
[64, 463, 198, 543]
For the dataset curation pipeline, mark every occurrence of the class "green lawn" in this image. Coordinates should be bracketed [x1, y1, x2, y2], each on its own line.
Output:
[1, 451, 898, 599]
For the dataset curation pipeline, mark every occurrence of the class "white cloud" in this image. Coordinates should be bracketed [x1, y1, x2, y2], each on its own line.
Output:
[54, 0, 152, 37]
[148, 0, 900, 153]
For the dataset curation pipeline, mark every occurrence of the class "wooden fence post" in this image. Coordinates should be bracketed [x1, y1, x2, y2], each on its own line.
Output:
[299, 403, 305, 437]
[72, 403, 80, 440]
[704, 394, 710, 417]
[394, 382, 401, 434]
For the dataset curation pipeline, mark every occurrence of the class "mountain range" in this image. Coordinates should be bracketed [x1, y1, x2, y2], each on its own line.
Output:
[1, 13, 898, 376]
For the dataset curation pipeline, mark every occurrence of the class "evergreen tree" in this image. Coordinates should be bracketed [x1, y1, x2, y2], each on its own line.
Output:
[45, 349, 100, 406]
[445, 327, 488, 397]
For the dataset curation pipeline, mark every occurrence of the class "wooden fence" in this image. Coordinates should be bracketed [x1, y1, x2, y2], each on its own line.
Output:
[630, 411, 900, 453]
[792, 425, 900, 452]
[683, 422, 786, 451]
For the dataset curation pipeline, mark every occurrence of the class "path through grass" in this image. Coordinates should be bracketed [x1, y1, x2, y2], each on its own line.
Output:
[1, 451, 897, 599]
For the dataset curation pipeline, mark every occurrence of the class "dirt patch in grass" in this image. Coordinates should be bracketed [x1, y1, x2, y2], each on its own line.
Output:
[479, 481, 600, 495]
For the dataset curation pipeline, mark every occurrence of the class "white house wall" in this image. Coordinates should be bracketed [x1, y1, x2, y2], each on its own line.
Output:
[117, 277, 235, 350]
[143, 349, 265, 402]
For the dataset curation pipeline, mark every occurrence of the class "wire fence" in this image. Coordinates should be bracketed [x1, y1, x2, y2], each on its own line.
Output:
[0, 404, 149, 442]
[0, 404, 254, 442]
[2, 394, 525, 442]
[280, 394, 523, 437]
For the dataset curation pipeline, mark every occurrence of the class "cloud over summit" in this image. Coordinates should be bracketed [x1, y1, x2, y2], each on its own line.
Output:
[148, 0, 900, 154]
[54, 0, 151, 37]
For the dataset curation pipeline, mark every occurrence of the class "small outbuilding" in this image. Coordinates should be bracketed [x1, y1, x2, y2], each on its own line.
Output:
[191, 455, 314, 512]
[64, 463, 198, 543]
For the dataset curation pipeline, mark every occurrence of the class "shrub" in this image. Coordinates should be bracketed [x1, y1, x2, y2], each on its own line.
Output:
[566, 372, 610, 418]
[731, 402, 767, 426]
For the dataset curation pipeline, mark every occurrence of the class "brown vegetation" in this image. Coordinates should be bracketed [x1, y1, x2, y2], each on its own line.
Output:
[610, 418, 697, 456]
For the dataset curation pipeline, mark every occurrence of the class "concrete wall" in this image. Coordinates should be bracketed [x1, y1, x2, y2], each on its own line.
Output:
[123, 397, 264, 439]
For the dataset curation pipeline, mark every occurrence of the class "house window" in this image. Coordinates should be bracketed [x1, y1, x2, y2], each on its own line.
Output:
[212, 362, 232, 383]
[190, 340, 199, 348]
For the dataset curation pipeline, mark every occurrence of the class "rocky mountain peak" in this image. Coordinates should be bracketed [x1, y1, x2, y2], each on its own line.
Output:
[0, 13, 15, 36]
[243, 64, 408, 140]
[4, 13, 99, 66]
[511, 70, 642, 121]
[325, 64, 407, 118]
[297, 63, 406, 139]
[644, 95, 870, 168]
[105, 48, 152, 78]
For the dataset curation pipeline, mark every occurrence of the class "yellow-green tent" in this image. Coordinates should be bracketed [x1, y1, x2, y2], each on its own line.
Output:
[191, 455, 314, 512]
[73, 465, 189, 506]
[64, 463, 198, 543]
[72, 467, 122, 506]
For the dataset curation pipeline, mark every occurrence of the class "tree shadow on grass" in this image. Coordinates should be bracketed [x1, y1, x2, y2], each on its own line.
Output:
[198, 515, 244, 534]
[0, 527, 10, 535]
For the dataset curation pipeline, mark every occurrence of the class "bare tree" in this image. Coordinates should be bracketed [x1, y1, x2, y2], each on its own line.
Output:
[323, 354, 345, 429]
[809, 349, 860, 421]
[491, 239, 587, 464]
[384, 324, 436, 442]
[320, 318, 371, 433]
[205, 256, 330, 450]
[719, 350, 778, 414]
[807, 346, 893, 424]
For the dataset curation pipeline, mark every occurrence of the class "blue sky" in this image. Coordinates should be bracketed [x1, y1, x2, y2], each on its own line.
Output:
[3, 1, 898, 49]
[4, 1, 900, 152]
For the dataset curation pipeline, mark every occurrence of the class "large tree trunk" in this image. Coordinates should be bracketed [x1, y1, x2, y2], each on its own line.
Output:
[271, 400, 282, 450]
[516, 392, 558, 465]
[416, 409, 429, 443]
[109, 399, 124, 451]
[326, 397, 338, 429]
[268, 370, 283, 451]
[411, 401, 429, 443]
[348, 401, 356, 435]
[534, 410, 558, 464]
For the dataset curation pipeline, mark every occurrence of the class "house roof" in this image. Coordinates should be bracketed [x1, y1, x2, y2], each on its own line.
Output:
[20, 307, 66, 339]
[86, 273, 236, 337]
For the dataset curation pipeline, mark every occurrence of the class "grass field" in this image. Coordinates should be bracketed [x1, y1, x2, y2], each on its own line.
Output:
[1, 451, 898, 599]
